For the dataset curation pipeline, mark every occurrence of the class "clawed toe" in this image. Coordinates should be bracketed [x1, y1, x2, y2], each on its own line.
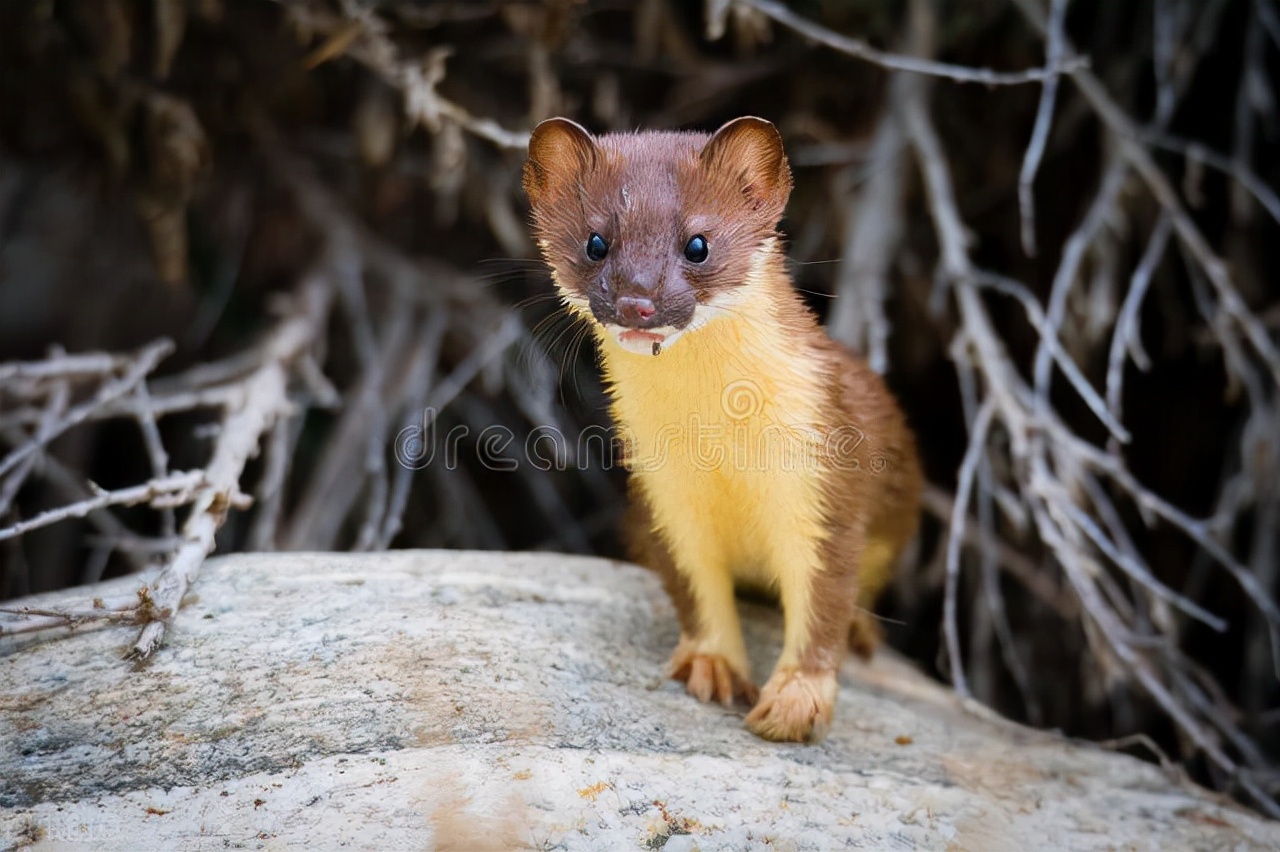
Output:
[668, 640, 758, 706]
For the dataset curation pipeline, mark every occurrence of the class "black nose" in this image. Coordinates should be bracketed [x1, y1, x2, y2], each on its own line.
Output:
[616, 295, 657, 326]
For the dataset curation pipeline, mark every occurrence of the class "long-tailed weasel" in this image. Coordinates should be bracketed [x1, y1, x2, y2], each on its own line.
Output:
[524, 116, 922, 743]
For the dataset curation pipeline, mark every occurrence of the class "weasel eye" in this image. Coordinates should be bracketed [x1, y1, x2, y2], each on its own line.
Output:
[684, 234, 709, 263]
[585, 233, 609, 262]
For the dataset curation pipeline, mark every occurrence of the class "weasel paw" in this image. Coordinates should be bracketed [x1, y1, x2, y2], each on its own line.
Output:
[848, 610, 884, 660]
[745, 668, 838, 743]
[668, 640, 758, 706]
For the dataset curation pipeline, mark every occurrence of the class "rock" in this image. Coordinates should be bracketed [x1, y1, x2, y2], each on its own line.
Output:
[1, 551, 1275, 850]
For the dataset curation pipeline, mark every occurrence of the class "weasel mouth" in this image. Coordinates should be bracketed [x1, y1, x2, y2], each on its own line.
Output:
[611, 326, 678, 356]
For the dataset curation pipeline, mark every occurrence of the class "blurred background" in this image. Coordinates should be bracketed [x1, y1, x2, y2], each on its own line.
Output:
[2, 0, 1278, 815]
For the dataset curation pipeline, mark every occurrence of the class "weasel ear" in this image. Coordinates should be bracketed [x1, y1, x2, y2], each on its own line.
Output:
[524, 117, 597, 207]
[700, 116, 792, 218]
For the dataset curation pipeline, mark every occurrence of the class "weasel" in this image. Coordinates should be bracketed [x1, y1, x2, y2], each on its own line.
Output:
[523, 116, 922, 743]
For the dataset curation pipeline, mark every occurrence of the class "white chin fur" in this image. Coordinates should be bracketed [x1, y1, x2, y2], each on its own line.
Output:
[608, 325, 684, 356]
[604, 298, 742, 356]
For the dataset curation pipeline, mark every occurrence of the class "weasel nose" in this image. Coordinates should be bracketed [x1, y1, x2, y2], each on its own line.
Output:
[616, 295, 657, 326]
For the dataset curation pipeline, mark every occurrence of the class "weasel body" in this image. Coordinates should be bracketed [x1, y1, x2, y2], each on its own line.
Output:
[524, 117, 921, 742]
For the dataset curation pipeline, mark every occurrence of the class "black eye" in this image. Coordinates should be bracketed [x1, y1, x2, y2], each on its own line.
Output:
[684, 234, 709, 263]
[586, 233, 609, 262]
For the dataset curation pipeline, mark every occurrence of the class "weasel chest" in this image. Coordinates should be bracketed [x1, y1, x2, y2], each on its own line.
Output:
[603, 325, 831, 586]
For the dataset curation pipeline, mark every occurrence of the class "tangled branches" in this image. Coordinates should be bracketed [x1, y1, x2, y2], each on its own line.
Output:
[901, 0, 1279, 813]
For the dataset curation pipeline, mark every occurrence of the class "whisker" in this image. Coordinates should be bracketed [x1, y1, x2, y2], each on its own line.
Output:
[788, 258, 845, 266]
[542, 312, 588, 358]
[473, 272, 545, 289]
[528, 310, 575, 346]
[511, 333, 539, 387]
[472, 267, 536, 280]
[565, 321, 596, 402]
[793, 287, 836, 299]
[468, 258, 552, 292]
[522, 311, 581, 388]
[699, 302, 749, 320]
[476, 257, 546, 265]
[510, 293, 569, 311]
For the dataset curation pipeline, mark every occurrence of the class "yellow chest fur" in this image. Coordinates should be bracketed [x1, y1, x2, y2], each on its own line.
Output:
[596, 288, 831, 588]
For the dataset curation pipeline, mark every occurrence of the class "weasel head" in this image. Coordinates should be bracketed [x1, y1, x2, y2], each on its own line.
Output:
[523, 116, 792, 356]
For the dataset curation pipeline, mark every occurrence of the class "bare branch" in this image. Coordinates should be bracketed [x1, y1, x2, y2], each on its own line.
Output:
[375, 311, 449, 550]
[287, 3, 529, 149]
[0, 590, 154, 637]
[828, 88, 907, 373]
[904, 0, 1280, 813]
[0, 382, 69, 518]
[1106, 214, 1172, 418]
[0, 351, 140, 384]
[1018, 0, 1070, 256]
[974, 271, 1131, 442]
[131, 276, 333, 658]
[245, 417, 295, 552]
[0, 339, 174, 482]
[1031, 153, 1129, 426]
[740, 0, 1088, 85]
[0, 471, 205, 543]
[1015, 0, 1280, 390]
[944, 397, 996, 698]
[1140, 129, 1280, 227]
[132, 382, 176, 538]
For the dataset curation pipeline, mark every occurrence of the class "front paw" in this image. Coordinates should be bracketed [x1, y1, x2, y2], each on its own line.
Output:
[667, 638, 758, 706]
[745, 667, 838, 743]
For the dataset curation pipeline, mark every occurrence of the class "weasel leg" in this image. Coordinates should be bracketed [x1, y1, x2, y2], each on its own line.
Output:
[624, 486, 755, 706]
[848, 534, 896, 658]
[848, 609, 885, 660]
[660, 559, 754, 706]
[748, 525, 860, 742]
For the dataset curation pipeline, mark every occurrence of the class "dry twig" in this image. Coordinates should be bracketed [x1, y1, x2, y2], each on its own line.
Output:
[739, 0, 1089, 85]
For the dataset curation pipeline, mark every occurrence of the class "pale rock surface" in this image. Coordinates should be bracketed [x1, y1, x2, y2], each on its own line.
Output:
[1, 551, 1276, 851]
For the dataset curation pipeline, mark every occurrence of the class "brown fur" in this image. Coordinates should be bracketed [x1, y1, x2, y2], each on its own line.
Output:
[524, 116, 922, 742]
[524, 118, 791, 330]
